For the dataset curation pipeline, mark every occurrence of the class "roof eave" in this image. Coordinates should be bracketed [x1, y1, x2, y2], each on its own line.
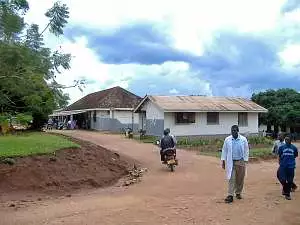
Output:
[133, 95, 149, 113]
[163, 109, 268, 113]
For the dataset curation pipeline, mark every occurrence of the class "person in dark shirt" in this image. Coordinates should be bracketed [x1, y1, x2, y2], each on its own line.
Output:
[159, 129, 175, 163]
[278, 135, 298, 200]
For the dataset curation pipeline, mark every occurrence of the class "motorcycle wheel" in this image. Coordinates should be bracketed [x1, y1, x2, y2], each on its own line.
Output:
[170, 164, 175, 172]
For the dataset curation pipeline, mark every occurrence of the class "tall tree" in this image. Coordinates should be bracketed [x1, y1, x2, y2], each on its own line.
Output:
[0, 0, 82, 128]
[251, 88, 300, 131]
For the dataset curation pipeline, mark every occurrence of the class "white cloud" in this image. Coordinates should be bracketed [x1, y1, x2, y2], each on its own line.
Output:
[26, 0, 287, 55]
[24, 0, 300, 103]
[169, 88, 179, 94]
[279, 43, 300, 67]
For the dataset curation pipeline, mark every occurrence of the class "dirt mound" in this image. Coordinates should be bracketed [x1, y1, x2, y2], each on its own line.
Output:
[0, 137, 138, 197]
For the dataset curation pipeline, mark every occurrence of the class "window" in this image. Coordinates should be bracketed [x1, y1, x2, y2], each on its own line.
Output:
[238, 112, 248, 127]
[175, 112, 195, 124]
[207, 112, 219, 125]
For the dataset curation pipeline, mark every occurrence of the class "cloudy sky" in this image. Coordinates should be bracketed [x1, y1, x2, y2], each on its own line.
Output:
[26, 0, 300, 103]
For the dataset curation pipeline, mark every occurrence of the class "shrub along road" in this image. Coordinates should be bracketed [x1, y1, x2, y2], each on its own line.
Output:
[1, 130, 299, 225]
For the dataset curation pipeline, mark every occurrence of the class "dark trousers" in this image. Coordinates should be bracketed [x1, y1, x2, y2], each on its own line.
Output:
[277, 167, 295, 196]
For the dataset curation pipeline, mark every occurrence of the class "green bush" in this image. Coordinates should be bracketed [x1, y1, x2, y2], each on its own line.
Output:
[177, 136, 272, 147]
[14, 113, 32, 126]
[247, 136, 273, 145]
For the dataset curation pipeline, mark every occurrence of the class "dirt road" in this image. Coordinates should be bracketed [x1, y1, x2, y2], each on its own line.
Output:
[1, 130, 299, 225]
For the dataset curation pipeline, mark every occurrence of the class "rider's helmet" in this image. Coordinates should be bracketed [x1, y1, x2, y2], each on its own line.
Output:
[164, 128, 170, 136]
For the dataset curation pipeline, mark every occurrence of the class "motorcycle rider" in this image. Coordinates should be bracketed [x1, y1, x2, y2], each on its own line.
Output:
[159, 129, 176, 163]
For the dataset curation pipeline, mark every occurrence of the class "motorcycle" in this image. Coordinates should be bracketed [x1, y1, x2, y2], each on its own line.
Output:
[162, 148, 178, 172]
[156, 140, 178, 172]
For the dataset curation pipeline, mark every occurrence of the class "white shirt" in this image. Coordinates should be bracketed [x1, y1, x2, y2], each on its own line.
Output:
[221, 134, 249, 180]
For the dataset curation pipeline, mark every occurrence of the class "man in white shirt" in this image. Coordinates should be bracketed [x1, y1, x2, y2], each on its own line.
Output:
[221, 125, 249, 203]
[272, 132, 285, 155]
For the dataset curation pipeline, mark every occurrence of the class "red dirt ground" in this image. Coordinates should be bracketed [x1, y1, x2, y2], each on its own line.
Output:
[0, 137, 137, 201]
[0, 130, 300, 225]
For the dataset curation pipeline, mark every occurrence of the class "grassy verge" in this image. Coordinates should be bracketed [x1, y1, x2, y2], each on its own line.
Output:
[0, 132, 79, 158]
[133, 135, 158, 144]
[133, 135, 273, 146]
[197, 148, 275, 159]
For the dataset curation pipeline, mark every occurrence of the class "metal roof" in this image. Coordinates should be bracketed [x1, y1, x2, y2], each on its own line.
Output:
[135, 95, 268, 112]
[64, 86, 142, 111]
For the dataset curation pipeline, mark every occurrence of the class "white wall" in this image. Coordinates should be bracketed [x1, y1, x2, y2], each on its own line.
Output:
[111, 110, 139, 124]
[258, 124, 267, 132]
[114, 111, 132, 124]
[164, 112, 259, 136]
[96, 110, 110, 118]
[141, 101, 164, 120]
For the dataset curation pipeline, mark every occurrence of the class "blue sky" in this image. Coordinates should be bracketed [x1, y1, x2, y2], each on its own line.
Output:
[26, 0, 300, 103]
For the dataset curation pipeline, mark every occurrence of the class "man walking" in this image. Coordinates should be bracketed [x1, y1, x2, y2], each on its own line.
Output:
[273, 132, 298, 192]
[221, 125, 249, 203]
[272, 132, 285, 155]
[277, 135, 298, 200]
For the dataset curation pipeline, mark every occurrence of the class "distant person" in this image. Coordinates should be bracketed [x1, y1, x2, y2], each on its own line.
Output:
[272, 132, 285, 155]
[221, 125, 249, 203]
[277, 135, 298, 200]
[293, 132, 297, 142]
[47, 118, 53, 130]
[67, 119, 71, 129]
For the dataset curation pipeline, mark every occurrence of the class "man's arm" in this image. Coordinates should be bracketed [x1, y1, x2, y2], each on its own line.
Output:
[294, 146, 298, 158]
[244, 138, 250, 162]
[278, 146, 283, 164]
[158, 137, 163, 148]
[272, 141, 277, 154]
[171, 135, 177, 145]
[221, 139, 227, 169]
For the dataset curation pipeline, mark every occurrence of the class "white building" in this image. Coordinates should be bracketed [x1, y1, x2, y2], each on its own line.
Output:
[134, 95, 268, 137]
[50, 86, 142, 132]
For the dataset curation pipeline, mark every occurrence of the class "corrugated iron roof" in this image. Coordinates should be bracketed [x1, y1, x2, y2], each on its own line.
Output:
[65, 86, 142, 111]
[146, 95, 267, 112]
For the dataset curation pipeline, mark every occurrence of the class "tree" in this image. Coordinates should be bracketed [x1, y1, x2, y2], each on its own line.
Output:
[251, 88, 300, 132]
[0, 0, 83, 128]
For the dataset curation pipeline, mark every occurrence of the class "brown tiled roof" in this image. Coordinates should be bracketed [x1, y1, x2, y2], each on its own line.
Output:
[135, 95, 268, 112]
[65, 86, 142, 111]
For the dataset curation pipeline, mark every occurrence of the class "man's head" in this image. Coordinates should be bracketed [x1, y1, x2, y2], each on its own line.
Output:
[163, 129, 170, 136]
[285, 135, 292, 145]
[231, 125, 239, 139]
[278, 132, 285, 141]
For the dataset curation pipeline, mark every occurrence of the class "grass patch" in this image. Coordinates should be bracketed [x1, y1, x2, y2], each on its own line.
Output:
[133, 135, 158, 144]
[0, 132, 79, 158]
[133, 135, 273, 148]
[177, 136, 273, 148]
[197, 148, 274, 159]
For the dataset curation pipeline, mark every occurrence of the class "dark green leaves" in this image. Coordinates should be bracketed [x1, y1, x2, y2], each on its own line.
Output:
[252, 88, 300, 127]
[0, 0, 75, 128]
[44, 2, 69, 36]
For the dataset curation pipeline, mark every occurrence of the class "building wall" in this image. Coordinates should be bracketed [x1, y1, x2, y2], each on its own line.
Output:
[90, 110, 139, 132]
[141, 101, 164, 136]
[164, 112, 259, 137]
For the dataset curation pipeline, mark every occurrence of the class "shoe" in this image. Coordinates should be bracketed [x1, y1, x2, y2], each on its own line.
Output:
[236, 194, 242, 200]
[285, 195, 292, 200]
[291, 184, 297, 192]
[225, 195, 233, 203]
